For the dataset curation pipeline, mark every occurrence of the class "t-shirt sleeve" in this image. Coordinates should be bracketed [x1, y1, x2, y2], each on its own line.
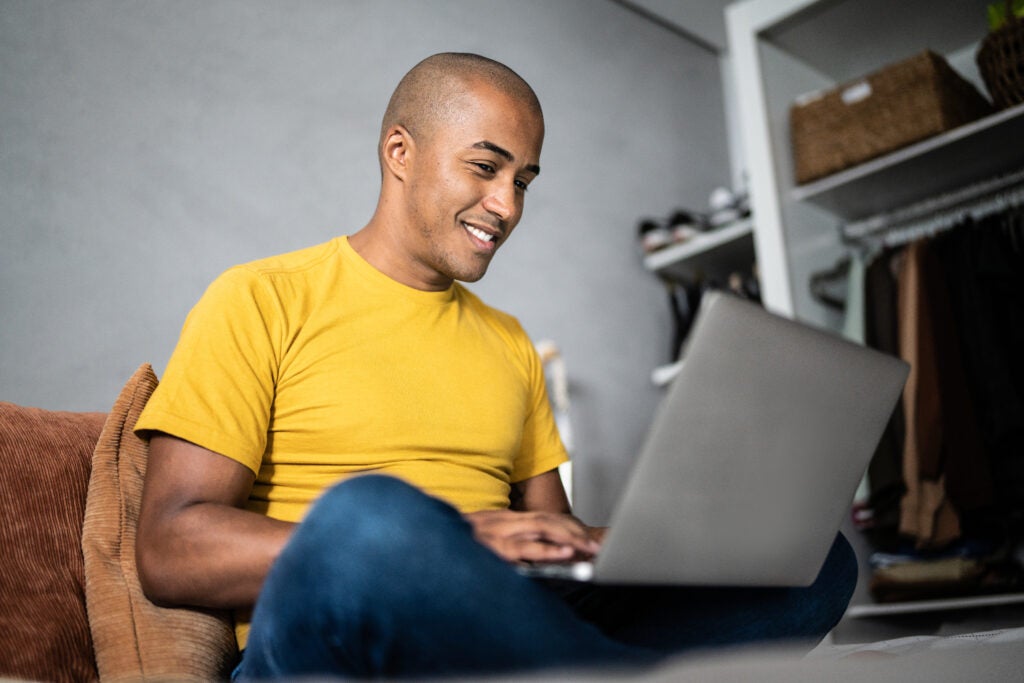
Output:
[135, 267, 281, 474]
[509, 335, 570, 484]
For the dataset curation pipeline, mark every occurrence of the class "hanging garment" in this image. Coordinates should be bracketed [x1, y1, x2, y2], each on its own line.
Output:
[667, 280, 701, 361]
[897, 239, 995, 549]
[858, 249, 907, 551]
[934, 211, 1024, 512]
[897, 240, 959, 548]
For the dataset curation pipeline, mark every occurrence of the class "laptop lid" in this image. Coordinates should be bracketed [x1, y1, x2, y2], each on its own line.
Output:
[592, 291, 908, 586]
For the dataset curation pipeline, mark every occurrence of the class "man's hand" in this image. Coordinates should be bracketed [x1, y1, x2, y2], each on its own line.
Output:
[464, 509, 603, 564]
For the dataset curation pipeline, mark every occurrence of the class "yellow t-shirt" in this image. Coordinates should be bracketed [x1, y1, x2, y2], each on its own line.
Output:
[138, 234, 567, 516]
[135, 236, 568, 648]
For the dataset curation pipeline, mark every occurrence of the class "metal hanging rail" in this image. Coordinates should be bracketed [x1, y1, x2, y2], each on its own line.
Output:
[841, 166, 1024, 246]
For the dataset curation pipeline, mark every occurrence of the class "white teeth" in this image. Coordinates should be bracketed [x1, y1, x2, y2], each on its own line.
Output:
[464, 223, 494, 243]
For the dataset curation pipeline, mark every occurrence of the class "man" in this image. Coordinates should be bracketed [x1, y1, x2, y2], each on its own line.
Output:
[136, 53, 856, 679]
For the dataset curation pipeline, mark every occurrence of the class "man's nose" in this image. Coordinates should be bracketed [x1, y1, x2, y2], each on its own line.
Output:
[482, 183, 517, 222]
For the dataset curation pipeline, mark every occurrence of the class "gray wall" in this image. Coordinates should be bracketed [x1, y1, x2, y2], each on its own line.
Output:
[0, 0, 730, 523]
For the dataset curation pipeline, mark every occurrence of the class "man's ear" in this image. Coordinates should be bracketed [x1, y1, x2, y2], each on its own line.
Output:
[381, 125, 414, 181]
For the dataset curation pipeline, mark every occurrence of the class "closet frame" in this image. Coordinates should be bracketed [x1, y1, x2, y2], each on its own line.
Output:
[726, 0, 1024, 618]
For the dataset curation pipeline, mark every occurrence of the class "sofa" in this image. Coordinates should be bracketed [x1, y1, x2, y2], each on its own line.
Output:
[0, 365, 237, 682]
[3, 365, 1024, 683]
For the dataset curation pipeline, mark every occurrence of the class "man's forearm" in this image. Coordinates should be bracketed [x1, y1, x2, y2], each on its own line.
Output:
[137, 501, 294, 609]
[136, 433, 294, 610]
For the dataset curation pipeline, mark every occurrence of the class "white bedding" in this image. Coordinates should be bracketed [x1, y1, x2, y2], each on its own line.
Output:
[472, 628, 1024, 682]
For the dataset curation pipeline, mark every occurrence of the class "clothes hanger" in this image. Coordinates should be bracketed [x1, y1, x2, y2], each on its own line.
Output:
[808, 255, 851, 311]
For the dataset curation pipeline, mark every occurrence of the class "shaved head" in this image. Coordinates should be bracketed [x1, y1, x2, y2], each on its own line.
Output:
[380, 53, 543, 160]
[354, 53, 545, 290]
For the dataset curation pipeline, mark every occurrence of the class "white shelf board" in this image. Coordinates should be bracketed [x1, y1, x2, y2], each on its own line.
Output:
[642, 218, 754, 279]
[847, 593, 1024, 619]
[762, 0, 986, 83]
[790, 103, 1024, 221]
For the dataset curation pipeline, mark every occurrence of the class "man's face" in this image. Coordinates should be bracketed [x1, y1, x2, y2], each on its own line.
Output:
[401, 82, 543, 289]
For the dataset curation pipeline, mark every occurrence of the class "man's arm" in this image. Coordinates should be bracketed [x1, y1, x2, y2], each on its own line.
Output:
[465, 469, 603, 564]
[514, 467, 607, 546]
[136, 433, 294, 609]
[509, 467, 570, 514]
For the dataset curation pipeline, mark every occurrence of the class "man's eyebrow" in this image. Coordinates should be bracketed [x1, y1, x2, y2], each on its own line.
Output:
[472, 140, 541, 176]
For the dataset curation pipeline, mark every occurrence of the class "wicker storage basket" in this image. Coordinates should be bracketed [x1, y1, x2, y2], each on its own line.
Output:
[977, 6, 1024, 109]
[790, 50, 994, 185]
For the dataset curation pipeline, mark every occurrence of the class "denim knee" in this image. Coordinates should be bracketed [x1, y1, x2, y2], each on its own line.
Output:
[310, 474, 442, 527]
[291, 475, 466, 576]
[252, 476, 469, 636]
[242, 476, 464, 679]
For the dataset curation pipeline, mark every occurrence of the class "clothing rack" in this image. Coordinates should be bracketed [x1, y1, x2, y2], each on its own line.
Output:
[840, 167, 1024, 248]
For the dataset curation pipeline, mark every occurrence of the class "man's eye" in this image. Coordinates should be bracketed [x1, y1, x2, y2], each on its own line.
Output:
[474, 162, 496, 174]
[514, 179, 529, 192]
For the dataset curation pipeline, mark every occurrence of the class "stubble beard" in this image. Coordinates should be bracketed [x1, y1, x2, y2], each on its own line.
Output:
[419, 220, 493, 284]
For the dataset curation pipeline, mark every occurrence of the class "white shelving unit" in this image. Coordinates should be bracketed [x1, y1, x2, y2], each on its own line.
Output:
[642, 217, 755, 281]
[725, 0, 1004, 325]
[726, 0, 1024, 618]
[847, 593, 1024, 619]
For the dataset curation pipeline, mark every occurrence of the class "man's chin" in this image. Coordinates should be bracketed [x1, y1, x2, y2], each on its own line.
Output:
[448, 256, 493, 284]
[454, 269, 488, 284]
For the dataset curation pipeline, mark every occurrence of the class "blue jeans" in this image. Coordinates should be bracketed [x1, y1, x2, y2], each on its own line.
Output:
[238, 475, 856, 679]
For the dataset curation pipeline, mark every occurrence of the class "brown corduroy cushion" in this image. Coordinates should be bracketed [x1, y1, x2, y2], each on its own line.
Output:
[82, 364, 238, 681]
[0, 401, 106, 683]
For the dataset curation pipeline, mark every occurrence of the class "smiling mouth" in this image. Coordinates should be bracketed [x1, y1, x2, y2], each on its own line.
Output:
[463, 222, 498, 245]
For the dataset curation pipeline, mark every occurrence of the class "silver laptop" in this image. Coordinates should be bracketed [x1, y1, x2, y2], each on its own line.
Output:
[520, 291, 908, 586]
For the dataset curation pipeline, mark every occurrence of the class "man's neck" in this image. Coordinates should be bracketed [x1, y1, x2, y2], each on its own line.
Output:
[348, 222, 453, 292]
